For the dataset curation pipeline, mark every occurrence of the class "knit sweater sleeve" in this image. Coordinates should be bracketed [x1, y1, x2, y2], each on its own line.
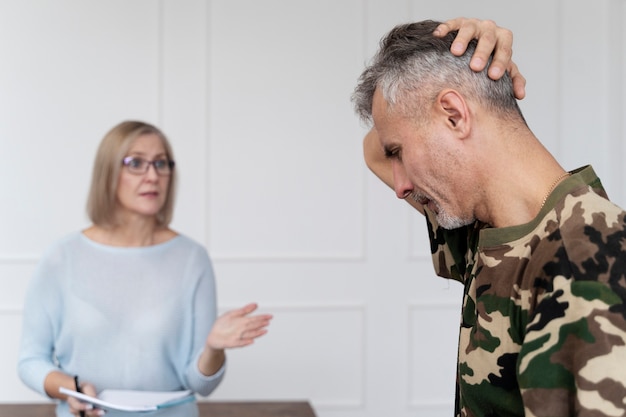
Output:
[17, 240, 67, 396]
[183, 245, 225, 395]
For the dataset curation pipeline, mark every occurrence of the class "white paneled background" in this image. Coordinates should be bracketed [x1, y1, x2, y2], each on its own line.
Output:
[0, 1, 624, 417]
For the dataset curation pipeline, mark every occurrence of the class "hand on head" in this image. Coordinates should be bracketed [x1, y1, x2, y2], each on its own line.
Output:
[206, 303, 273, 349]
[435, 17, 526, 99]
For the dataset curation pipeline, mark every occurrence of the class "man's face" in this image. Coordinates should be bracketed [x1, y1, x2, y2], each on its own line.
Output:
[371, 88, 475, 230]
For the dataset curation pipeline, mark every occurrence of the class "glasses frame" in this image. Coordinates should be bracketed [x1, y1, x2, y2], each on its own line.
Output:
[121, 156, 175, 176]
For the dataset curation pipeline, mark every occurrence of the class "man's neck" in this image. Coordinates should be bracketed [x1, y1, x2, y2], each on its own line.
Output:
[473, 129, 566, 228]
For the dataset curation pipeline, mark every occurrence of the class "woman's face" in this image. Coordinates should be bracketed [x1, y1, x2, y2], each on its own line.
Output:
[115, 133, 171, 222]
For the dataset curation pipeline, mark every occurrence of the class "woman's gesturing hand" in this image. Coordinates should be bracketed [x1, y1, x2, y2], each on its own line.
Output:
[206, 303, 273, 349]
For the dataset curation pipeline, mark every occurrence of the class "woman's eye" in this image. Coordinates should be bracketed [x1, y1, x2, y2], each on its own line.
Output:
[154, 160, 168, 169]
[129, 158, 144, 168]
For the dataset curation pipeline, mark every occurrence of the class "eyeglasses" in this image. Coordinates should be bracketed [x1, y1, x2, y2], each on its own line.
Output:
[122, 156, 175, 176]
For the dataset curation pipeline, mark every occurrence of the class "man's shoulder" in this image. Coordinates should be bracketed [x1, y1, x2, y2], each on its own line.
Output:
[558, 186, 626, 241]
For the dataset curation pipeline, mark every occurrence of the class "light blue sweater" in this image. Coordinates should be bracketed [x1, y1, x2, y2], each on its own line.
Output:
[17, 232, 225, 416]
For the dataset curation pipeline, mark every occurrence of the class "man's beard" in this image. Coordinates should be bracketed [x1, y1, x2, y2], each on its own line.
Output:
[413, 192, 474, 230]
[436, 205, 475, 230]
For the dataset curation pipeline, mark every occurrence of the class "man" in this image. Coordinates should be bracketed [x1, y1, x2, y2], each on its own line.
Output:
[353, 19, 626, 417]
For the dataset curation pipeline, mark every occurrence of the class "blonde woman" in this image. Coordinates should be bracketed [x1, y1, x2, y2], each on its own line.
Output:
[18, 121, 272, 417]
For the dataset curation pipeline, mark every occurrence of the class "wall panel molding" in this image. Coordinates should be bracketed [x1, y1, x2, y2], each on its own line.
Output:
[609, 0, 625, 206]
[407, 302, 458, 411]
[0, 256, 37, 264]
[214, 303, 366, 409]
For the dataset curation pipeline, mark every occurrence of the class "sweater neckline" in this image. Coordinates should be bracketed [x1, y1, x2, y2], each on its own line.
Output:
[77, 231, 181, 252]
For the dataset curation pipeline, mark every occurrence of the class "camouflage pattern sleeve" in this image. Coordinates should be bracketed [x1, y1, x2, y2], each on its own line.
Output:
[425, 208, 485, 284]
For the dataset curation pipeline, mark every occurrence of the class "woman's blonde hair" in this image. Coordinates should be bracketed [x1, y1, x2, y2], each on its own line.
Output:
[86, 120, 177, 227]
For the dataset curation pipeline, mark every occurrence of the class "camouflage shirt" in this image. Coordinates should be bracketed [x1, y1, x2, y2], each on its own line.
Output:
[426, 165, 626, 417]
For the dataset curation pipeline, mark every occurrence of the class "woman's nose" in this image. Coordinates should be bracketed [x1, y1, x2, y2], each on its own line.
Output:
[144, 163, 160, 180]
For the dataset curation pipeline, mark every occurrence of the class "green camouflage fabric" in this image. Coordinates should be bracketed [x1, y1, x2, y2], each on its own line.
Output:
[426, 165, 626, 417]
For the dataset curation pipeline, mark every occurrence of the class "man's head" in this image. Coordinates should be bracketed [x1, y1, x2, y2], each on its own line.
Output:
[352, 20, 526, 229]
[352, 20, 523, 125]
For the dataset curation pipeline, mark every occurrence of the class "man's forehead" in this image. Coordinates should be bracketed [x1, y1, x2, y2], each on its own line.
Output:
[371, 87, 388, 118]
[371, 88, 402, 145]
[371, 89, 390, 132]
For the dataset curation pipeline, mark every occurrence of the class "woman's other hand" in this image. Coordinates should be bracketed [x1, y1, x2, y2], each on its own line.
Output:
[67, 381, 103, 416]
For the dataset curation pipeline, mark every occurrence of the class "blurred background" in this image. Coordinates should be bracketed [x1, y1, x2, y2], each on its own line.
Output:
[1, 1, 624, 417]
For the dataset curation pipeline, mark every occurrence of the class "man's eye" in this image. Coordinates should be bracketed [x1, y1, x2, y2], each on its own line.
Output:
[385, 149, 401, 161]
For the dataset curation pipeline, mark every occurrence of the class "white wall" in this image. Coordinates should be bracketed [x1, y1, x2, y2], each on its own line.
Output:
[1, 1, 624, 417]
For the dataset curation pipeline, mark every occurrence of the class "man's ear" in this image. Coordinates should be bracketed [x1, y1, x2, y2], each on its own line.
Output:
[436, 89, 470, 137]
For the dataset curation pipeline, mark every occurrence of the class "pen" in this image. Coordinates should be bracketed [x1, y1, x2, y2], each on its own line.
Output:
[74, 375, 86, 417]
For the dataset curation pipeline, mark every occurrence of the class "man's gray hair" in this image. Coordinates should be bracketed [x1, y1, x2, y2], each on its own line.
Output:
[351, 20, 523, 125]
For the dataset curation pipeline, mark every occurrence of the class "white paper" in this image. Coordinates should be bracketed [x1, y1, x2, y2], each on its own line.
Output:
[60, 387, 194, 412]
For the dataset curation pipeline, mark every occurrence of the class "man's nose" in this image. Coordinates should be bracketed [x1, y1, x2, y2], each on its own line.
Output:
[391, 161, 413, 199]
